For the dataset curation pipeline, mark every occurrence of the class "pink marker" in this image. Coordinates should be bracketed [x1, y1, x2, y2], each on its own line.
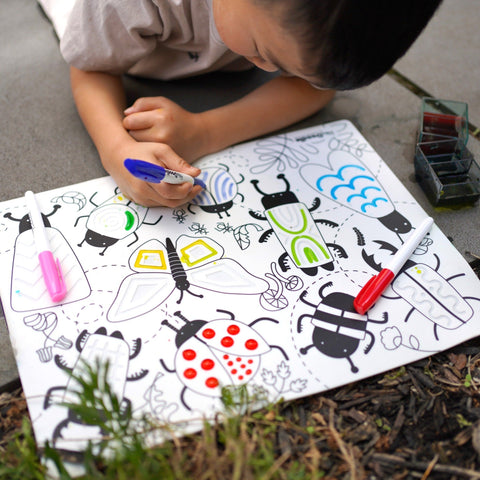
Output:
[25, 191, 67, 302]
[354, 216, 434, 315]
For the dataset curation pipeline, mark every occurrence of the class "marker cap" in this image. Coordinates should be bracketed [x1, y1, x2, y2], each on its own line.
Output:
[353, 269, 395, 315]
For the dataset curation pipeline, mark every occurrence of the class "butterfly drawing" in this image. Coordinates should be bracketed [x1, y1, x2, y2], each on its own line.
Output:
[107, 235, 269, 322]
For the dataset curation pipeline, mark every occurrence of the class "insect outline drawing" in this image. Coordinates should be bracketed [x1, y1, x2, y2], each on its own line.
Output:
[4, 201, 90, 311]
[160, 309, 288, 410]
[188, 165, 244, 218]
[43, 327, 148, 450]
[297, 281, 388, 373]
[249, 174, 346, 276]
[74, 190, 162, 255]
[300, 150, 413, 239]
[361, 241, 480, 340]
[107, 235, 269, 322]
[2, 120, 480, 463]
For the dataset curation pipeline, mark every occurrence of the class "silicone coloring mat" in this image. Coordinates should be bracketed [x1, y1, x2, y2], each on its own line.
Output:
[1, 120, 479, 458]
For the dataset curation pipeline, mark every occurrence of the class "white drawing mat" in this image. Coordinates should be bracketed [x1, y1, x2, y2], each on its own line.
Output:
[0, 120, 479, 463]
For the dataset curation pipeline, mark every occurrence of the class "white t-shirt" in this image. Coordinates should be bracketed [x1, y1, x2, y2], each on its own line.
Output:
[60, 0, 253, 79]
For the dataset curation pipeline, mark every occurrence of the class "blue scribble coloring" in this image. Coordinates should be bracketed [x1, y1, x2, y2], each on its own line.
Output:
[330, 176, 374, 200]
[360, 197, 388, 213]
[315, 164, 388, 212]
[315, 164, 365, 191]
[346, 186, 382, 202]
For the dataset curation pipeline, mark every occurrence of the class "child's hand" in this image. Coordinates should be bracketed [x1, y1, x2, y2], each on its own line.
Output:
[123, 96, 209, 162]
[104, 139, 204, 208]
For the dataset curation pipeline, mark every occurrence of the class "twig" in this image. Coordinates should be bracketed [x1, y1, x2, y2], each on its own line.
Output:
[420, 453, 439, 480]
[328, 406, 358, 480]
[372, 452, 480, 478]
[261, 451, 291, 480]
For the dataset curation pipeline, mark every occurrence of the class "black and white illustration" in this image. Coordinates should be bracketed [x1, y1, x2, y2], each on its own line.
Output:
[1, 120, 479, 459]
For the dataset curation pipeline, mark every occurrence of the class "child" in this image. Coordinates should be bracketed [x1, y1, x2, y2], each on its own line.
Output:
[60, 0, 442, 207]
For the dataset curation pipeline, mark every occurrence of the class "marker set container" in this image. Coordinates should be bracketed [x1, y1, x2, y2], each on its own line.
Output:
[418, 98, 469, 145]
[415, 98, 480, 206]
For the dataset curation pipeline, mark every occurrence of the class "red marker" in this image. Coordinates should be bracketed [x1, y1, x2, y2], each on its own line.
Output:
[353, 216, 434, 315]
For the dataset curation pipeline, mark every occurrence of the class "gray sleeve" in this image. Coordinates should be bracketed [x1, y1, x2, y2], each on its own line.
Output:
[60, 0, 163, 74]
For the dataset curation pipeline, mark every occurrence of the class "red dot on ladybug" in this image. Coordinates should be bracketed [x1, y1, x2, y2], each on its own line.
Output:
[182, 349, 196, 361]
[183, 368, 197, 379]
[246, 369, 252, 375]
[245, 339, 258, 350]
[227, 324, 240, 335]
[202, 328, 215, 339]
[201, 358, 215, 370]
[221, 336, 234, 348]
[206, 377, 219, 388]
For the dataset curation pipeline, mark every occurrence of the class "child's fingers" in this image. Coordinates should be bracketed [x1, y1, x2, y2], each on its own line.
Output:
[154, 181, 193, 200]
[148, 183, 201, 209]
[153, 144, 201, 177]
[124, 96, 173, 115]
[124, 179, 196, 208]
[123, 109, 162, 130]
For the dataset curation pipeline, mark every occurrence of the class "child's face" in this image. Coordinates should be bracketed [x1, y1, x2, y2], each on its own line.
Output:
[213, 0, 321, 86]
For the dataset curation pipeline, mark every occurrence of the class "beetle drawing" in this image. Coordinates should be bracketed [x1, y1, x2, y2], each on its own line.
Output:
[74, 190, 162, 255]
[43, 327, 148, 449]
[4, 200, 90, 311]
[160, 309, 288, 410]
[362, 240, 480, 340]
[297, 281, 388, 373]
[299, 150, 413, 241]
[4, 203, 61, 232]
[249, 174, 347, 276]
[189, 165, 244, 218]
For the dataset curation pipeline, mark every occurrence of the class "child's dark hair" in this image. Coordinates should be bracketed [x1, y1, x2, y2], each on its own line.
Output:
[259, 0, 443, 90]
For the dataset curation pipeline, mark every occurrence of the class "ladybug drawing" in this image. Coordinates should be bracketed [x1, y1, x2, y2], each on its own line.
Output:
[297, 282, 388, 373]
[74, 190, 162, 255]
[361, 240, 480, 340]
[160, 310, 288, 410]
[249, 174, 347, 276]
[188, 165, 244, 218]
[43, 327, 148, 451]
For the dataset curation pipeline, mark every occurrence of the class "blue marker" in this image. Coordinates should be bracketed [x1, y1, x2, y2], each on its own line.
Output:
[124, 158, 206, 189]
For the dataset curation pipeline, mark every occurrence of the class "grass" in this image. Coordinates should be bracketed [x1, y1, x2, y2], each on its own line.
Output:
[3, 333, 480, 479]
[0, 361, 331, 480]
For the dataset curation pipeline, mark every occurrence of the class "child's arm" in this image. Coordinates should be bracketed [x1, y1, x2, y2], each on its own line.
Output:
[125, 75, 335, 161]
[69, 66, 203, 207]
[200, 76, 335, 155]
[72, 66, 333, 207]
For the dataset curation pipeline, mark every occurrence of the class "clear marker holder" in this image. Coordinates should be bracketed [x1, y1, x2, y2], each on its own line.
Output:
[415, 98, 479, 207]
